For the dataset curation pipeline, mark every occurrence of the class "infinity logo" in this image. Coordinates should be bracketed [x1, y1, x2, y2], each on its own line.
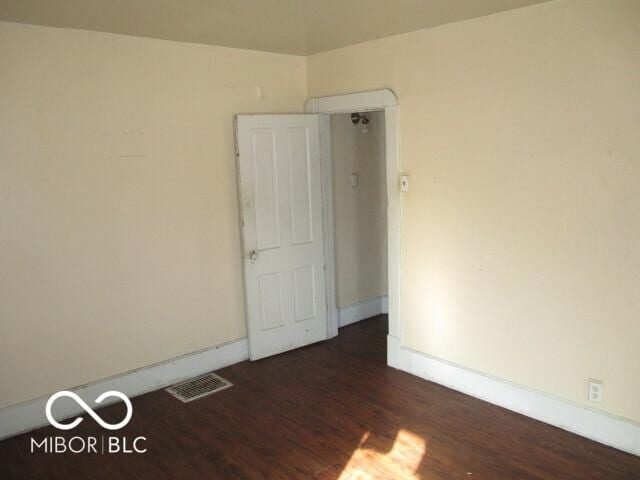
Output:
[45, 391, 132, 431]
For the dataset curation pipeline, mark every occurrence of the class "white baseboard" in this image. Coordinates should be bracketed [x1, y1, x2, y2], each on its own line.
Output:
[0, 338, 249, 441]
[381, 296, 389, 314]
[386, 334, 401, 369]
[338, 295, 388, 328]
[387, 342, 640, 457]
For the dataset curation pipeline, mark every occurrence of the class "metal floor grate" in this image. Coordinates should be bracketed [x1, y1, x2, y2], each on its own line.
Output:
[166, 372, 233, 403]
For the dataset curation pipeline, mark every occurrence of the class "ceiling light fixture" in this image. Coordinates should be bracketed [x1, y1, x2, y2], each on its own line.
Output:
[350, 112, 370, 133]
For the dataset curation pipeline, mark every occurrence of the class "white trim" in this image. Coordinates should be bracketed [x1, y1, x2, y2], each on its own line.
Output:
[338, 296, 388, 328]
[393, 345, 640, 457]
[386, 335, 402, 369]
[305, 89, 398, 114]
[383, 105, 401, 341]
[319, 114, 339, 338]
[305, 89, 402, 359]
[0, 338, 249, 441]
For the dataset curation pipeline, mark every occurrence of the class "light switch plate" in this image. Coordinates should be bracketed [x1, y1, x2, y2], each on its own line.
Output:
[400, 174, 409, 192]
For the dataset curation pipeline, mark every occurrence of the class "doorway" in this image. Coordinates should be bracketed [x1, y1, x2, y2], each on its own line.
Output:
[235, 89, 401, 366]
[329, 111, 388, 330]
[306, 89, 401, 368]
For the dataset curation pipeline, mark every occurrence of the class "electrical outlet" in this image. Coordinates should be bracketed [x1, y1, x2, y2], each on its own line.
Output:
[588, 379, 603, 403]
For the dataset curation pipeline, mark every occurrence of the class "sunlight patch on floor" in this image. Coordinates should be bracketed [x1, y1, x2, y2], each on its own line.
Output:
[338, 429, 427, 479]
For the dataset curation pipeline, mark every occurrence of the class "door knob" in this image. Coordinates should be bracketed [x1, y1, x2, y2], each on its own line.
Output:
[249, 250, 258, 262]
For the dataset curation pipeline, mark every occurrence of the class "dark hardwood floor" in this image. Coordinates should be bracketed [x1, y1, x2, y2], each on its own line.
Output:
[2, 315, 639, 479]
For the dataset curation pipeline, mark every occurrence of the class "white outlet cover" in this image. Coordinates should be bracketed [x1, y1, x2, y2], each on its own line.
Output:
[588, 379, 603, 403]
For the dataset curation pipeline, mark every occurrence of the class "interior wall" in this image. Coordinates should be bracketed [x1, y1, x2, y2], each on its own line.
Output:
[330, 111, 387, 309]
[307, 0, 640, 422]
[0, 21, 307, 408]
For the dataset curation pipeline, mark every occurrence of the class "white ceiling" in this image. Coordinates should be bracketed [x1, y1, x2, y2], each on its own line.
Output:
[0, 0, 551, 55]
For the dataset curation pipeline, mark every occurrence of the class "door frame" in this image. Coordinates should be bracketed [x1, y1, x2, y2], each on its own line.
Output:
[305, 89, 402, 368]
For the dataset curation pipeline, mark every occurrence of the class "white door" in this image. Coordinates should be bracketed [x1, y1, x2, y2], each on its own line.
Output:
[236, 114, 327, 360]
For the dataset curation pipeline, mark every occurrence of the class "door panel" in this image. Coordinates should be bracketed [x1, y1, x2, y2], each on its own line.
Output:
[287, 127, 314, 245]
[236, 114, 327, 360]
[258, 272, 284, 331]
[252, 130, 280, 249]
[293, 265, 316, 322]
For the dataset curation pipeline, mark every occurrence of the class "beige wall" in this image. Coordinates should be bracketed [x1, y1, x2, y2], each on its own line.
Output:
[308, 0, 640, 422]
[330, 112, 387, 308]
[2, 0, 640, 425]
[0, 21, 306, 408]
